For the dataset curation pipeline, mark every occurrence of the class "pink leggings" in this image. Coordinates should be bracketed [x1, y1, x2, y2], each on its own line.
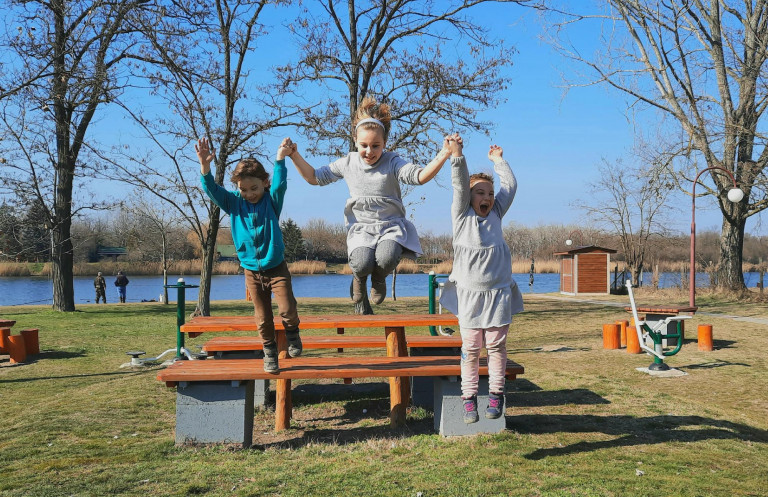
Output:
[460, 323, 509, 397]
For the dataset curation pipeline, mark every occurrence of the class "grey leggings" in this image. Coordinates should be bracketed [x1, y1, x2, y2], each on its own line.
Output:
[348, 240, 403, 281]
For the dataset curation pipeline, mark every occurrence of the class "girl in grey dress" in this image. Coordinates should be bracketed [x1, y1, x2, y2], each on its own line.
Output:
[440, 139, 524, 423]
[287, 97, 454, 305]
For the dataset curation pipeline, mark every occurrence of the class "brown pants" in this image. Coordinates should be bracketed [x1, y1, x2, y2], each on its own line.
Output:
[244, 261, 300, 347]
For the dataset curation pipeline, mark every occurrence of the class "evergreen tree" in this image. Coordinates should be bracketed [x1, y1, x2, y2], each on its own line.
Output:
[281, 219, 305, 262]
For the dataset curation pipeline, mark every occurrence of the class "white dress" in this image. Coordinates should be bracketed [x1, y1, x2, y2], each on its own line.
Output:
[315, 151, 424, 256]
[439, 156, 524, 328]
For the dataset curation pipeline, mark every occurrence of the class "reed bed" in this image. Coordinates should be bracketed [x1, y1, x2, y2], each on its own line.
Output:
[288, 260, 328, 274]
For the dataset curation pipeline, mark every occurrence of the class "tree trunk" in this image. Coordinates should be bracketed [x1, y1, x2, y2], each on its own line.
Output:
[717, 216, 746, 291]
[51, 158, 76, 311]
[51, 225, 75, 311]
[198, 238, 216, 316]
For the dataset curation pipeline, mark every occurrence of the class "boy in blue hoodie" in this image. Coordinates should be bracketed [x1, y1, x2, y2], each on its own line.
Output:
[196, 137, 302, 373]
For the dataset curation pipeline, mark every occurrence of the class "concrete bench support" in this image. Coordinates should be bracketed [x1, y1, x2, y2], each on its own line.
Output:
[433, 376, 505, 436]
[410, 345, 461, 410]
[175, 380, 255, 448]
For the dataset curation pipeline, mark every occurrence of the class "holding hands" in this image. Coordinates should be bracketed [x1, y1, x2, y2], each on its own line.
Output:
[195, 137, 214, 174]
[446, 133, 463, 157]
[277, 137, 297, 161]
[488, 144, 504, 162]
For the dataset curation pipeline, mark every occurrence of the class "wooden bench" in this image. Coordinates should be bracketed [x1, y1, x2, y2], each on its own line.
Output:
[157, 356, 525, 447]
[202, 334, 463, 356]
[182, 313, 460, 428]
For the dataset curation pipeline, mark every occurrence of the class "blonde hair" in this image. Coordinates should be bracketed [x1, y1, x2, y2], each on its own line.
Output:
[469, 172, 494, 190]
[353, 96, 391, 141]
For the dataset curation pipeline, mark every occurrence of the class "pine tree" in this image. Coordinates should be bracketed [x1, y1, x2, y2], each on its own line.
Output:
[280, 219, 305, 262]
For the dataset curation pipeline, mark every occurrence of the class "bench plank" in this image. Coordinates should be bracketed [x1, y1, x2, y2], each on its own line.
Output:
[158, 356, 523, 384]
[624, 305, 698, 314]
[202, 335, 463, 354]
[181, 313, 459, 333]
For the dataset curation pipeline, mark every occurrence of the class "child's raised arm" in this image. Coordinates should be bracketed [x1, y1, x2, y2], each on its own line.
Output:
[488, 145, 518, 217]
[195, 137, 214, 175]
[417, 133, 457, 184]
[283, 140, 319, 185]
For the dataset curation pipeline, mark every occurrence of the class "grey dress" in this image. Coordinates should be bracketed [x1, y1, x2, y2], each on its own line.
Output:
[440, 156, 524, 328]
[315, 151, 424, 256]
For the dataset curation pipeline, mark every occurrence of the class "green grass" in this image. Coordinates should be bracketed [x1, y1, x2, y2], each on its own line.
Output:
[1, 294, 766, 496]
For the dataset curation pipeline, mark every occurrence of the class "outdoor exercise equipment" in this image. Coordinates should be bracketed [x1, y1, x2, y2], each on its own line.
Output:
[123, 278, 201, 366]
[625, 280, 690, 371]
[427, 271, 455, 336]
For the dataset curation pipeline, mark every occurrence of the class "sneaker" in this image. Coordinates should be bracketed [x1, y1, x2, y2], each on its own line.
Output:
[263, 344, 279, 373]
[370, 275, 386, 305]
[486, 392, 505, 419]
[286, 329, 303, 358]
[462, 395, 479, 424]
[351, 276, 365, 303]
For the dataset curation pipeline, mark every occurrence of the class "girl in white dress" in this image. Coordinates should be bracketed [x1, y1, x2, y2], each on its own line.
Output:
[440, 138, 524, 423]
[287, 97, 454, 304]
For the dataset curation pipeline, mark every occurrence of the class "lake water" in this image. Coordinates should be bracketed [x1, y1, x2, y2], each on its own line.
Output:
[0, 271, 762, 307]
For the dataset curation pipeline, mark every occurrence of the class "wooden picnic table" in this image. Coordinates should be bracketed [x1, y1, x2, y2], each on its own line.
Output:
[181, 313, 460, 430]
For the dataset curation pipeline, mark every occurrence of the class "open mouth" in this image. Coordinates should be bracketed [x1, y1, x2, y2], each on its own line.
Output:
[478, 203, 491, 216]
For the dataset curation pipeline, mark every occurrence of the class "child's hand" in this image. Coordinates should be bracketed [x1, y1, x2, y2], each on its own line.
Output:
[488, 144, 504, 162]
[447, 133, 463, 157]
[277, 137, 297, 160]
[195, 137, 214, 174]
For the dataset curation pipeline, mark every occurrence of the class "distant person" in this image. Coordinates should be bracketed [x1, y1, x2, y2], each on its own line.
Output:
[195, 136, 302, 374]
[439, 138, 523, 424]
[93, 271, 107, 303]
[285, 96, 454, 305]
[114, 270, 129, 303]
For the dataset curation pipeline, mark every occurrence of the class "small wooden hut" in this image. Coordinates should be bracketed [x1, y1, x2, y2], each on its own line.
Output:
[554, 245, 618, 295]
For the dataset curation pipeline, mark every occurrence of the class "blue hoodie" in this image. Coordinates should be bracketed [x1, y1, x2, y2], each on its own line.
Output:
[200, 159, 287, 272]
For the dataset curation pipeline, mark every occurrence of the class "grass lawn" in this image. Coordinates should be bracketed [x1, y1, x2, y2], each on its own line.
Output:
[1, 292, 766, 496]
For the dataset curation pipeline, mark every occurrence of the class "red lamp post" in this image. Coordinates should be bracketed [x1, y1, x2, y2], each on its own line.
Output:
[690, 167, 744, 307]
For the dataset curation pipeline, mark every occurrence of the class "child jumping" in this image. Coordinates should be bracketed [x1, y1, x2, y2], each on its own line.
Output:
[196, 137, 302, 373]
[440, 138, 524, 423]
[286, 96, 454, 304]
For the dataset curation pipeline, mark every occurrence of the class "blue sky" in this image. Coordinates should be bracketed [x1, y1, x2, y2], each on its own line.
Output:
[254, 3, 761, 237]
[90, 2, 764, 238]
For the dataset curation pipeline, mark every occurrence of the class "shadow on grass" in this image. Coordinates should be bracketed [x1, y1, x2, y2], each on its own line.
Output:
[0, 368, 153, 384]
[510, 413, 768, 460]
[681, 359, 751, 370]
[511, 388, 610, 408]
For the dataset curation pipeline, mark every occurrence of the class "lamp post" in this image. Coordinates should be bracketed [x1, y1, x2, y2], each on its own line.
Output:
[690, 167, 744, 307]
[565, 229, 585, 247]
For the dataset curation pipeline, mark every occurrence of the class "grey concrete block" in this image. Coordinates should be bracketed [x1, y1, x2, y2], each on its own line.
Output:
[175, 380, 254, 448]
[409, 346, 460, 410]
[214, 350, 269, 409]
[433, 376, 506, 436]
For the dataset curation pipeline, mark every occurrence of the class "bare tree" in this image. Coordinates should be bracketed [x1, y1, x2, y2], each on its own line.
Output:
[0, 0, 149, 311]
[100, 0, 301, 315]
[125, 194, 184, 304]
[278, 0, 526, 312]
[577, 155, 675, 285]
[547, 0, 768, 292]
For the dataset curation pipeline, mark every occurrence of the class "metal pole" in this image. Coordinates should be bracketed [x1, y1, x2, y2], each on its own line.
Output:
[428, 271, 437, 336]
[690, 166, 740, 308]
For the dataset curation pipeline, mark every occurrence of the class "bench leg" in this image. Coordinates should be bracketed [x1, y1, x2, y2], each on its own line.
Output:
[386, 326, 410, 428]
[275, 379, 292, 431]
[433, 376, 506, 436]
[175, 380, 254, 448]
